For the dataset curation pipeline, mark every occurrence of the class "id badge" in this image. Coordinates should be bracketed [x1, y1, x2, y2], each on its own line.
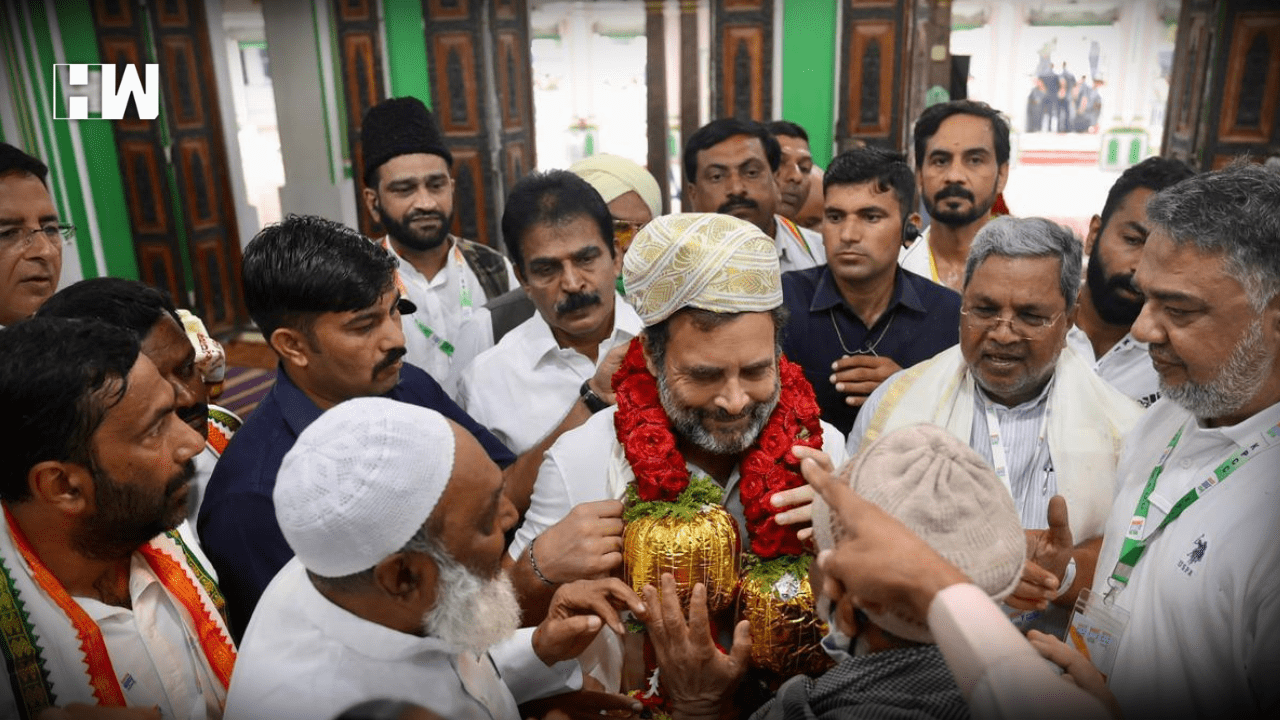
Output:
[1067, 587, 1130, 678]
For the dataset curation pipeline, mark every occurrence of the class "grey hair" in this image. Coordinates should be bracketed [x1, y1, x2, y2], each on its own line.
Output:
[1146, 160, 1280, 311]
[964, 216, 1082, 309]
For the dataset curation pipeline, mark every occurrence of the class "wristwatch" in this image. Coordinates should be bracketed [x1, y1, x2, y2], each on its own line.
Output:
[579, 379, 610, 414]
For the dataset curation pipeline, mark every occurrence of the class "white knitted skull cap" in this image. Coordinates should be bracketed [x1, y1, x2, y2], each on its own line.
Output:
[274, 397, 456, 578]
[812, 423, 1025, 643]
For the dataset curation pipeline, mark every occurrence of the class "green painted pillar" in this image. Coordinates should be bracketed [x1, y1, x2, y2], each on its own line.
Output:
[780, 0, 838, 168]
[383, 0, 432, 105]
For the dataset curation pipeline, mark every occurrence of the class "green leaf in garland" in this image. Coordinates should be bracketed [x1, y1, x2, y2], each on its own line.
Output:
[742, 552, 814, 588]
[623, 474, 723, 523]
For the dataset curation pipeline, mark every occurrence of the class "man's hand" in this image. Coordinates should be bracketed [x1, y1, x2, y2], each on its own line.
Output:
[798, 446, 968, 624]
[830, 355, 902, 407]
[533, 578, 647, 665]
[637, 575, 749, 720]
[772, 446, 836, 542]
[1007, 496, 1074, 611]
[530, 500, 626, 584]
[1028, 630, 1123, 719]
[587, 343, 630, 405]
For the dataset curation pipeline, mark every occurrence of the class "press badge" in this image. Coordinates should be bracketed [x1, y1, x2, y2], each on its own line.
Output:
[1067, 587, 1129, 677]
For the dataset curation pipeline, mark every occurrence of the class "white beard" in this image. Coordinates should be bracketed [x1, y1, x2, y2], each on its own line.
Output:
[1161, 318, 1275, 421]
[421, 547, 522, 656]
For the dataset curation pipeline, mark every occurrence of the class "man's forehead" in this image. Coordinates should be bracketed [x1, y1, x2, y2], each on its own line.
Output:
[96, 353, 170, 435]
[380, 153, 450, 181]
[926, 114, 996, 152]
[700, 135, 766, 163]
[0, 172, 57, 218]
[141, 314, 195, 362]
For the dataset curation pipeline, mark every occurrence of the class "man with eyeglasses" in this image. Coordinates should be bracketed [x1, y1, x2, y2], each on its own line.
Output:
[0, 143, 65, 327]
[849, 216, 1143, 636]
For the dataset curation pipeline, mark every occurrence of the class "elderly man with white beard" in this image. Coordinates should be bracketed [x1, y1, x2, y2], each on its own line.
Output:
[224, 398, 646, 720]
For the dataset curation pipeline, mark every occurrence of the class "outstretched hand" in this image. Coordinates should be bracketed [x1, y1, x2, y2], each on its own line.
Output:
[1007, 495, 1074, 611]
[636, 574, 750, 720]
[1028, 630, 1123, 719]
[530, 500, 626, 585]
[533, 578, 647, 666]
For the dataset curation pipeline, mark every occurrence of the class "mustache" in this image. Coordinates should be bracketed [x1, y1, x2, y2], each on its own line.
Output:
[556, 291, 601, 316]
[372, 346, 408, 378]
[717, 196, 758, 213]
[405, 210, 447, 224]
[166, 460, 197, 496]
[934, 184, 975, 203]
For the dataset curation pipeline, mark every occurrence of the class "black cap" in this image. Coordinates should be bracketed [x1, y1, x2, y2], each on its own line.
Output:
[360, 97, 453, 182]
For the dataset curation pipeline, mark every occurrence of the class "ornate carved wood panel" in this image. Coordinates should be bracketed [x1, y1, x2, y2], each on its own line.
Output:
[330, 0, 387, 238]
[1165, 1, 1280, 169]
[420, 0, 536, 251]
[711, 0, 773, 121]
[837, 0, 914, 151]
[92, 0, 248, 334]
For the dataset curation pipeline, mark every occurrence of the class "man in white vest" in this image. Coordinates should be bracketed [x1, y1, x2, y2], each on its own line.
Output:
[852, 216, 1143, 632]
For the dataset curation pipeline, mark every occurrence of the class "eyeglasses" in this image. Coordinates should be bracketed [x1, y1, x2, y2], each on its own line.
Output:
[0, 224, 75, 251]
[960, 306, 1064, 338]
[612, 220, 646, 251]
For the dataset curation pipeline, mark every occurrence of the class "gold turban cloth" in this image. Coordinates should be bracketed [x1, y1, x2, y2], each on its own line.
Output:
[623, 213, 782, 326]
[569, 153, 663, 220]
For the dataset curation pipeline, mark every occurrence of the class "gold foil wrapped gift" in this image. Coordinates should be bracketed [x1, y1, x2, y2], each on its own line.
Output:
[623, 505, 740, 613]
[737, 558, 833, 676]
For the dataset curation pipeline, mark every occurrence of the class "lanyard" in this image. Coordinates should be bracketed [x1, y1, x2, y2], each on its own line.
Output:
[982, 395, 1051, 497]
[388, 240, 472, 358]
[1106, 417, 1280, 602]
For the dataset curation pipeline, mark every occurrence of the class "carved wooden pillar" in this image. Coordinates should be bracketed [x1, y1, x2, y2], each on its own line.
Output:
[710, 0, 773, 121]
[1164, 0, 1280, 168]
[420, 0, 535, 250]
[679, 0, 701, 203]
[331, 0, 387, 238]
[92, 0, 248, 334]
[836, 0, 922, 153]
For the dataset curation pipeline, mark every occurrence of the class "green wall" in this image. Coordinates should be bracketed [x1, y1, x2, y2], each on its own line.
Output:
[383, 0, 433, 105]
[780, 0, 838, 168]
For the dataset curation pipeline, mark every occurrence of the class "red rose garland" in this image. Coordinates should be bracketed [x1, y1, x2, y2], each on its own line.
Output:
[612, 338, 823, 558]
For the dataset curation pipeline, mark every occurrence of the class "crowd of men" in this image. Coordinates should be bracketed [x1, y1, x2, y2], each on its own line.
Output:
[0, 91, 1277, 720]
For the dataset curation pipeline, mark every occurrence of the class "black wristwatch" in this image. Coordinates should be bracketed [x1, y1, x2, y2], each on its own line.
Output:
[579, 379, 610, 413]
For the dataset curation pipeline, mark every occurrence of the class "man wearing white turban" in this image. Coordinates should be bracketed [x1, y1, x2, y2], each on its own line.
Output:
[504, 213, 847, 630]
[225, 398, 646, 720]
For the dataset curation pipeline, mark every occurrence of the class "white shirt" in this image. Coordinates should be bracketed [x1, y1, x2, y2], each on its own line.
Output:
[457, 297, 643, 454]
[225, 559, 580, 720]
[775, 215, 827, 273]
[74, 556, 223, 720]
[388, 238, 519, 398]
[1066, 325, 1160, 408]
[898, 228, 936, 282]
[1092, 398, 1280, 720]
[511, 406, 847, 559]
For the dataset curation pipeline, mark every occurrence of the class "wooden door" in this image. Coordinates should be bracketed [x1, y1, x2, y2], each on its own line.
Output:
[1164, 0, 1280, 168]
[331, 0, 388, 239]
[836, 0, 928, 153]
[710, 0, 774, 121]
[92, 0, 248, 334]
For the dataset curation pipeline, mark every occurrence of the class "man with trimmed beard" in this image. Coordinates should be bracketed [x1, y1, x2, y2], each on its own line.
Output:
[199, 215, 517, 641]
[360, 97, 518, 397]
[505, 214, 846, 632]
[0, 317, 233, 719]
[225, 398, 646, 720]
[852, 216, 1143, 635]
[684, 119, 827, 272]
[1038, 163, 1280, 720]
[1067, 157, 1195, 407]
[900, 101, 1010, 291]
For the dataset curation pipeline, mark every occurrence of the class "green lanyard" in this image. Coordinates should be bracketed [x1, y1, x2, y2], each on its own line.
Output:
[1106, 417, 1280, 602]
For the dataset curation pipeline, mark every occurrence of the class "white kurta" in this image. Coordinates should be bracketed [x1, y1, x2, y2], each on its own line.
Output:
[225, 559, 580, 720]
[775, 215, 827, 273]
[510, 406, 847, 559]
[1091, 398, 1280, 720]
[457, 298, 643, 454]
[388, 239, 519, 398]
[1065, 325, 1160, 408]
[897, 228, 936, 283]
